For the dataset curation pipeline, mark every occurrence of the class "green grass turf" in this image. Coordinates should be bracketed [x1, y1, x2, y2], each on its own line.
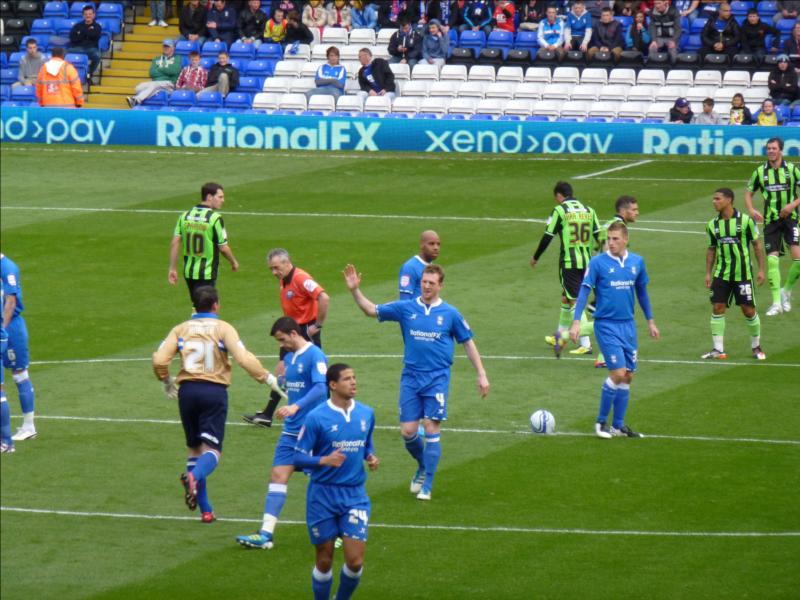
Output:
[1, 145, 798, 599]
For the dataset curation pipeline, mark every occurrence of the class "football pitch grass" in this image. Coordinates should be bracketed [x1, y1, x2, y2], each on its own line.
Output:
[1, 144, 798, 599]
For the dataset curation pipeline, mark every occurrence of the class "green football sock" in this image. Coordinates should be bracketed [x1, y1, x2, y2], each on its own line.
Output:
[767, 255, 781, 304]
[579, 311, 594, 336]
[784, 259, 800, 292]
[745, 313, 761, 348]
[710, 314, 725, 352]
[558, 303, 572, 331]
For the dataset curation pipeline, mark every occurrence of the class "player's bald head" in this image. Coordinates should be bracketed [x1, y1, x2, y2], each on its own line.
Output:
[419, 230, 441, 262]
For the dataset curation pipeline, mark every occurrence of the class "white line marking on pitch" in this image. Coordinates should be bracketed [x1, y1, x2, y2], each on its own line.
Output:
[575, 160, 654, 179]
[29, 353, 800, 368]
[588, 177, 742, 183]
[2, 506, 796, 538]
[27, 415, 800, 446]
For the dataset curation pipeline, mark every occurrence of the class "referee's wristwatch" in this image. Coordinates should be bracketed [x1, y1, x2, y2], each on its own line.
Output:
[313, 322, 323, 329]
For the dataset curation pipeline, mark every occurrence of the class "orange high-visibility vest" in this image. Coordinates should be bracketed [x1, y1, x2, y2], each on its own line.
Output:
[36, 59, 85, 108]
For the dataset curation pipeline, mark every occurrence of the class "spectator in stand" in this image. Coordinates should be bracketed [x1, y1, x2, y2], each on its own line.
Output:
[326, 0, 352, 29]
[68, 5, 102, 78]
[518, 1, 544, 31]
[206, 0, 238, 48]
[285, 10, 314, 44]
[203, 50, 239, 97]
[175, 50, 208, 92]
[674, 0, 700, 24]
[493, 0, 516, 33]
[585, 1, 614, 21]
[538, 6, 566, 58]
[388, 19, 423, 67]
[357, 47, 396, 99]
[35, 47, 84, 107]
[648, 0, 681, 63]
[126, 39, 182, 107]
[422, 18, 449, 66]
[564, 1, 592, 53]
[698, 1, 722, 19]
[15, 38, 44, 88]
[700, 2, 740, 60]
[740, 8, 780, 61]
[756, 98, 782, 125]
[379, 1, 411, 29]
[769, 54, 799, 104]
[272, 0, 304, 16]
[306, 46, 346, 101]
[179, 0, 208, 47]
[426, 0, 461, 33]
[149, 1, 168, 27]
[774, 1, 800, 24]
[461, 0, 493, 35]
[692, 98, 724, 124]
[303, 0, 329, 33]
[350, 1, 379, 30]
[783, 21, 800, 71]
[625, 10, 651, 55]
[616, 1, 635, 17]
[729, 92, 754, 125]
[588, 6, 624, 62]
[408, 0, 430, 33]
[265, 7, 288, 44]
[238, 0, 267, 47]
[666, 97, 693, 123]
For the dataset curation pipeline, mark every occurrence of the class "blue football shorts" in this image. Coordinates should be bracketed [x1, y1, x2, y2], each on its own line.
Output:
[398, 367, 450, 423]
[306, 482, 371, 545]
[178, 380, 228, 451]
[2, 316, 30, 371]
[272, 432, 300, 467]
[594, 319, 638, 373]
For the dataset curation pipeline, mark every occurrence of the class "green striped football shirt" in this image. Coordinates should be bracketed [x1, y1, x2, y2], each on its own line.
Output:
[595, 214, 625, 253]
[544, 199, 600, 269]
[707, 210, 758, 282]
[747, 160, 800, 224]
[173, 205, 228, 281]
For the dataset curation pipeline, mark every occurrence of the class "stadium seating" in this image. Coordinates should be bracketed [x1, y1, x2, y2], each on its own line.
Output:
[168, 90, 196, 109]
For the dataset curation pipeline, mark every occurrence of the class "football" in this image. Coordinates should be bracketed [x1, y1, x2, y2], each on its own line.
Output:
[530, 410, 555, 434]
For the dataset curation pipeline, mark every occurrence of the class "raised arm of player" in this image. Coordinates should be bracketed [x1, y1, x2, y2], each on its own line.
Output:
[343, 264, 377, 317]
[462, 339, 490, 397]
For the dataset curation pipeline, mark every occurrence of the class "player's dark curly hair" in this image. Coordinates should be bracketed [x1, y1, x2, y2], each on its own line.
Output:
[192, 286, 218, 312]
[326, 363, 352, 385]
[270, 316, 302, 337]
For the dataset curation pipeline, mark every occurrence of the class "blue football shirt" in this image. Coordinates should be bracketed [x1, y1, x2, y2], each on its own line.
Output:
[398, 255, 429, 299]
[283, 343, 328, 435]
[376, 297, 473, 371]
[581, 251, 650, 321]
[296, 399, 376, 486]
[0, 254, 24, 318]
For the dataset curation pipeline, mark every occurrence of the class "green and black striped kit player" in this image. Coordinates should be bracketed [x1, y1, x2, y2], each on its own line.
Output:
[707, 210, 758, 284]
[174, 205, 228, 281]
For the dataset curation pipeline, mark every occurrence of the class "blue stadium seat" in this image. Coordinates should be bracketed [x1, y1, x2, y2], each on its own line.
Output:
[513, 30, 539, 52]
[613, 117, 636, 123]
[730, 1, 755, 16]
[0, 55, 6, 68]
[690, 18, 707, 34]
[470, 114, 493, 120]
[0, 68, 18, 85]
[271, 109, 297, 115]
[10, 84, 36, 103]
[229, 41, 256, 59]
[498, 115, 520, 121]
[775, 104, 791, 122]
[199, 57, 216, 70]
[786, 121, 800, 127]
[524, 115, 549, 122]
[383, 112, 409, 119]
[43, 1, 70, 18]
[175, 40, 199, 58]
[256, 43, 283, 60]
[245, 59, 275, 78]
[201, 41, 227, 57]
[31, 19, 58, 35]
[98, 32, 112, 51]
[776, 18, 796, 34]
[236, 76, 262, 94]
[230, 58, 249, 73]
[302, 109, 326, 116]
[792, 104, 800, 119]
[0, 85, 10, 101]
[459, 30, 486, 57]
[97, 17, 121, 35]
[487, 30, 513, 58]
[414, 112, 439, 119]
[585, 117, 608, 122]
[614, 15, 633, 28]
[360, 112, 381, 118]
[8, 52, 24, 67]
[66, 52, 89, 69]
[196, 90, 223, 109]
[56, 18, 81, 36]
[69, 2, 97, 18]
[641, 118, 663, 123]
[96, 2, 124, 20]
[141, 88, 169, 107]
[757, 0, 778, 18]
[328, 110, 352, 117]
[682, 34, 702, 51]
[224, 91, 252, 110]
[441, 114, 466, 120]
[169, 89, 197, 109]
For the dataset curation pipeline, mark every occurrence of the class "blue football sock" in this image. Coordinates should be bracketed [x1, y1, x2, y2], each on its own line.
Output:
[612, 383, 630, 429]
[312, 566, 334, 600]
[334, 565, 363, 600]
[423, 433, 441, 491]
[261, 483, 288, 535]
[402, 432, 425, 469]
[597, 377, 618, 424]
[187, 457, 212, 513]
[191, 450, 219, 482]
[14, 374, 34, 415]
[1, 395, 11, 443]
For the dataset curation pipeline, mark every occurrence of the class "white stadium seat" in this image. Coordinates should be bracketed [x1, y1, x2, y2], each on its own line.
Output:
[322, 27, 349, 45]
[336, 94, 364, 112]
[278, 93, 308, 112]
[412, 63, 440, 80]
[364, 95, 392, 113]
[686, 85, 719, 103]
[599, 84, 630, 101]
[371, 45, 390, 60]
[485, 82, 516, 99]
[308, 94, 336, 113]
[448, 97, 478, 114]
[616, 101, 649, 120]
[283, 44, 311, 61]
[532, 99, 561, 118]
[559, 100, 591, 119]
[570, 84, 602, 101]
[401, 80, 431, 97]
[389, 62, 411, 81]
[263, 77, 293, 94]
[714, 88, 735, 105]
[552, 66, 580, 84]
[289, 78, 316, 94]
[391, 96, 421, 114]
[468, 65, 496, 82]
[301, 61, 323, 78]
[344, 79, 363, 95]
[496, 66, 524, 83]
[274, 61, 303, 78]
[376, 28, 397, 45]
[513, 82, 545, 99]
[694, 70, 722, 87]
[541, 83, 573, 100]
[429, 80, 460, 97]
[742, 87, 767, 105]
[580, 67, 608, 85]
[419, 97, 450, 115]
[645, 102, 672, 120]
[475, 98, 506, 116]
[588, 101, 621, 119]
[608, 68, 637, 86]
[440, 64, 468, 81]
[503, 99, 534, 116]
[349, 28, 376, 45]
[722, 71, 750, 88]
[665, 69, 693, 87]
[637, 70, 666, 86]
[343, 61, 360, 79]
[524, 67, 551, 83]
[655, 85, 687, 102]
[626, 86, 656, 103]
[457, 81, 487, 98]
[252, 92, 279, 110]
[751, 71, 769, 87]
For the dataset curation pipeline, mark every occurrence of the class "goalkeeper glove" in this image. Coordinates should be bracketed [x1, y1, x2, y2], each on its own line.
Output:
[266, 373, 288, 400]
[163, 376, 179, 400]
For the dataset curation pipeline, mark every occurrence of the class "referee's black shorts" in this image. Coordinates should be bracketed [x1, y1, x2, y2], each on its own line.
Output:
[278, 322, 323, 360]
[764, 218, 799, 255]
[709, 277, 755, 307]
[560, 267, 585, 301]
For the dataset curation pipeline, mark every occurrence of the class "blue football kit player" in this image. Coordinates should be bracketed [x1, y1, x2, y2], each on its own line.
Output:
[237, 316, 329, 550]
[398, 230, 441, 300]
[1, 287, 13, 453]
[1, 254, 37, 442]
[570, 221, 660, 439]
[295, 363, 379, 600]
[345, 262, 489, 501]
